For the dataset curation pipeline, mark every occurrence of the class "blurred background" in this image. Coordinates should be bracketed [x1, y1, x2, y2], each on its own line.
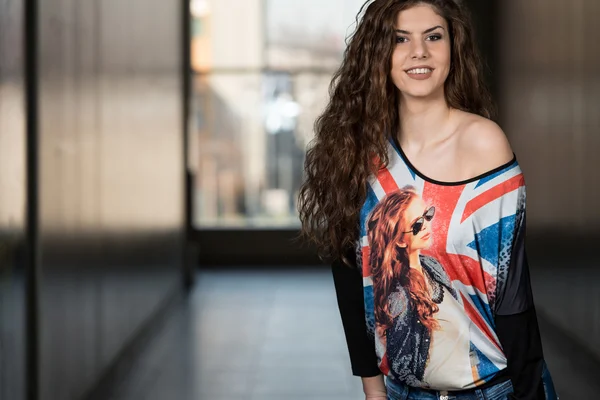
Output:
[0, 0, 598, 399]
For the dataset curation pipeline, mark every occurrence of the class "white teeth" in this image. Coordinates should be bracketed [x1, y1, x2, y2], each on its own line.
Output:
[407, 68, 432, 74]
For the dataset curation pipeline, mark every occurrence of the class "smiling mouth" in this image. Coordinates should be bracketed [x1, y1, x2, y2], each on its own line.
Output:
[405, 67, 434, 74]
[422, 233, 431, 240]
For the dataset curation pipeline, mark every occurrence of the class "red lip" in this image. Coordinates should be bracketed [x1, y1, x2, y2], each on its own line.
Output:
[422, 233, 431, 240]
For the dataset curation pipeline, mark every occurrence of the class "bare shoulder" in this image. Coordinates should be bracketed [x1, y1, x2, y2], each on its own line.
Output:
[453, 111, 515, 172]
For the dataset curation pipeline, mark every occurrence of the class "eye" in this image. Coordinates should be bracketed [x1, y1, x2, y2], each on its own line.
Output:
[396, 36, 408, 43]
[427, 34, 443, 41]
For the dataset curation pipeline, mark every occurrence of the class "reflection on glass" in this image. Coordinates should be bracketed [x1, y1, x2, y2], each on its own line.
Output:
[190, 0, 364, 228]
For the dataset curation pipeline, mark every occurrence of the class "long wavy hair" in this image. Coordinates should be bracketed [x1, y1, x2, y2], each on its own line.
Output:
[297, 0, 495, 265]
[367, 187, 439, 334]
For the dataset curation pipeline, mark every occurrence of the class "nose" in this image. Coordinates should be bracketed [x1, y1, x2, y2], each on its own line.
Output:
[422, 219, 431, 232]
[411, 39, 428, 59]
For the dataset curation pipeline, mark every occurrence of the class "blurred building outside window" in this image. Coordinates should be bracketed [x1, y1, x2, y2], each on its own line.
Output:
[190, 0, 365, 228]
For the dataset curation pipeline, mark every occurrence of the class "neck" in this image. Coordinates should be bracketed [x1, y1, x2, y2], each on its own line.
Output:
[398, 90, 453, 149]
[408, 251, 422, 273]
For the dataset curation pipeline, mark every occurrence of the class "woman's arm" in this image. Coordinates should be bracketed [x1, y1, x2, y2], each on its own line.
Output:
[494, 182, 546, 400]
[496, 309, 545, 399]
[361, 374, 386, 399]
[331, 249, 381, 376]
[331, 247, 383, 397]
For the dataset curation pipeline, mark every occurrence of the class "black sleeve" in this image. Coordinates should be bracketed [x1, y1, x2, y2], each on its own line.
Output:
[496, 309, 545, 400]
[331, 247, 381, 377]
[495, 208, 545, 400]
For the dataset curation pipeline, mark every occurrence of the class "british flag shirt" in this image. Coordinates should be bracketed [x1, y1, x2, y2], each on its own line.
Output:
[355, 137, 534, 391]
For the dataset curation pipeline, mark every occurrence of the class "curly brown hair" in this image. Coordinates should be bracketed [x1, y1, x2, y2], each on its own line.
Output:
[297, 0, 495, 266]
[367, 187, 439, 334]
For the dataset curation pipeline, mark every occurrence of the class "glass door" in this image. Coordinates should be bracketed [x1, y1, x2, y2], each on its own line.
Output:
[188, 0, 366, 264]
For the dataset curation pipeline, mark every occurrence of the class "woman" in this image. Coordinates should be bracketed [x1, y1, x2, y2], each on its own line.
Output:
[297, 0, 557, 399]
[368, 187, 469, 390]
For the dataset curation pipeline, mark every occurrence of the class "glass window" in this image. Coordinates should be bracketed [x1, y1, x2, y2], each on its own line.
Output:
[190, 0, 365, 228]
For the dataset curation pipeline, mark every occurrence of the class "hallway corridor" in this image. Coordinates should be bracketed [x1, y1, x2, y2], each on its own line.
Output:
[90, 268, 600, 400]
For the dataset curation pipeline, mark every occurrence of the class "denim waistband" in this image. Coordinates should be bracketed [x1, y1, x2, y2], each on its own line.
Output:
[385, 377, 514, 400]
[385, 361, 558, 400]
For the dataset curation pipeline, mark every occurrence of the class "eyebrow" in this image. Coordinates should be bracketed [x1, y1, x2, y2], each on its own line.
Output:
[395, 25, 445, 35]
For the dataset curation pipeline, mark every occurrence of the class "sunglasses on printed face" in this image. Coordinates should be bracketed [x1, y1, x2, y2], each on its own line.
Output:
[403, 206, 435, 235]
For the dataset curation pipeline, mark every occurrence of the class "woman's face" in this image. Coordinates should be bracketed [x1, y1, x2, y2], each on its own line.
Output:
[399, 196, 432, 252]
[390, 4, 451, 100]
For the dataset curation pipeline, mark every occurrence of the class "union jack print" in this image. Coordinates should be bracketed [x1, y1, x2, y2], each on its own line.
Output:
[358, 137, 526, 389]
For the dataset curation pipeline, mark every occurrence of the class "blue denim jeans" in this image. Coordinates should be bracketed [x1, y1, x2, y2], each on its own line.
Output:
[386, 362, 558, 400]
[385, 378, 514, 400]
[540, 361, 559, 400]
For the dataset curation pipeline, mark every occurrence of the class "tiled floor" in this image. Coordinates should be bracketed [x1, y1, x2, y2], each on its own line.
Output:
[98, 268, 599, 400]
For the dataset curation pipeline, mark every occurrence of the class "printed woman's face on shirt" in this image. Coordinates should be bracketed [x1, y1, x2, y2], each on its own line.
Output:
[399, 197, 432, 252]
